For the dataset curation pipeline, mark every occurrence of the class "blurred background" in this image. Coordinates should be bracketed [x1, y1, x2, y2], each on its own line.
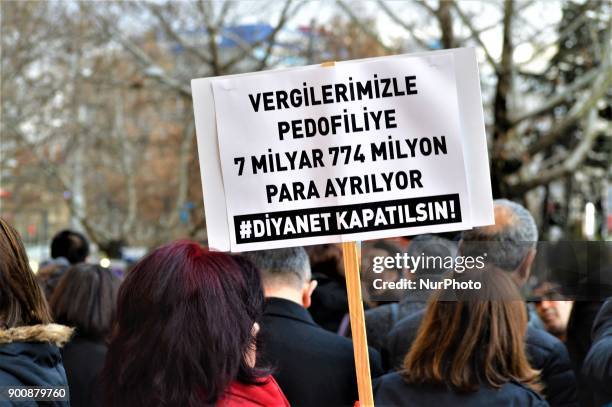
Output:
[1, 0, 610, 266]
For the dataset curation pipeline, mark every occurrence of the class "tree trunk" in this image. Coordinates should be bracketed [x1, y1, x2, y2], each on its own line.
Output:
[491, 0, 515, 198]
[437, 0, 454, 49]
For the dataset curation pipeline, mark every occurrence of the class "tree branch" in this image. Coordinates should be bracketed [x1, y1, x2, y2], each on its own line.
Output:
[493, 0, 515, 139]
[525, 60, 612, 157]
[147, 3, 213, 66]
[216, 0, 233, 28]
[219, 0, 302, 72]
[436, 0, 455, 49]
[86, 4, 192, 97]
[510, 66, 600, 126]
[415, 0, 437, 18]
[460, 0, 531, 44]
[376, 0, 429, 49]
[111, 89, 138, 237]
[218, 30, 267, 71]
[414, 0, 455, 49]
[508, 108, 600, 194]
[453, 2, 498, 69]
[8, 124, 112, 243]
[336, 0, 394, 54]
[517, 9, 589, 67]
[256, 0, 299, 71]
[163, 115, 195, 231]
[199, 0, 221, 75]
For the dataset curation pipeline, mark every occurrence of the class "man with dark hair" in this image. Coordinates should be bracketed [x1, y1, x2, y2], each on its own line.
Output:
[50, 230, 90, 264]
[37, 229, 90, 299]
[533, 281, 574, 342]
[243, 247, 383, 407]
[384, 199, 578, 407]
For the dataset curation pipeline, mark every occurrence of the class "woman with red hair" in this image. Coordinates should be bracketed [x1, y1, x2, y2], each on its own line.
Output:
[102, 240, 288, 406]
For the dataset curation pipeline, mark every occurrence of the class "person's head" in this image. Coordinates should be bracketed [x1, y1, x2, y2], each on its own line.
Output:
[364, 236, 456, 303]
[242, 247, 317, 308]
[460, 199, 538, 287]
[403, 267, 540, 393]
[102, 240, 266, 406]
[0, 218, 52, 328]
[305, 243, 345, 279]
[50, 229, 89, 264]
[50, 264, 121, 340]
[407, 234, 457, 274]
[362, 240, 405, 304]
[532, 281, 573, 341]
[406, 235, 456, 300]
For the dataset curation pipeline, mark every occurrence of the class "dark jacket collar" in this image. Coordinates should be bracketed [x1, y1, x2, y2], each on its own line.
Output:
[592, 298, 612, 341]
[263, 297, 318, 327]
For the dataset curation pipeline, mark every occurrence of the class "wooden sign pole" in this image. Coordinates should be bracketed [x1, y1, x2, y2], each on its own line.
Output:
[319, 60, 374, 406]
[342, 241, 374, 406]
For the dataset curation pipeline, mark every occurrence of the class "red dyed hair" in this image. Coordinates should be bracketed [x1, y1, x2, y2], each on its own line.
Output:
[102, 240, 266, 406]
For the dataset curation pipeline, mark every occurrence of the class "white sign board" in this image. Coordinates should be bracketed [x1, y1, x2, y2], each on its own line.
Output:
[192, 48, 493, 252]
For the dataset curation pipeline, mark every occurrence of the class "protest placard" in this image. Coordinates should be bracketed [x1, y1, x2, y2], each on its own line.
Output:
[192, 48, 493, 405]
[192, 48, 493, 252]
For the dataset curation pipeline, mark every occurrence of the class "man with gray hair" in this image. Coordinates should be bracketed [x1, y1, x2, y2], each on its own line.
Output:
[243, 247, 382, 407]
[244, 247, 318, 308]
[460, 198, 538, 286]
[383, 199, 578, 407]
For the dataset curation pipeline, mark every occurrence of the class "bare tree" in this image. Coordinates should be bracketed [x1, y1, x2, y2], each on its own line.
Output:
[2, 0, 305, 250]
[338, 0, 611, 238]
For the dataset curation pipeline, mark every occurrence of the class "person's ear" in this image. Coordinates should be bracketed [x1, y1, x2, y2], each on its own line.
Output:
[245, 322, 260, 368]
[515, 248, 536, 287]
[302, 280, 318, 309]
[252, 322, 260, 337]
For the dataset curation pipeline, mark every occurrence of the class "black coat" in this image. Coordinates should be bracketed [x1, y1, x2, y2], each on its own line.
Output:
[364, 300, 426, 354]
[308, 273, 349, 333]
[61, 336, 107, 407]
[258, 297, 383, 407]
[0, 324, 72, 407]
[384, 309, 578, 407]
[374, 372, 549, 407]
[582, 298, 612, 406]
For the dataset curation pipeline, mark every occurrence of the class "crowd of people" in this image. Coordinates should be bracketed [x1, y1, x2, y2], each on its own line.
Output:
[0, 199, 610, 406]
